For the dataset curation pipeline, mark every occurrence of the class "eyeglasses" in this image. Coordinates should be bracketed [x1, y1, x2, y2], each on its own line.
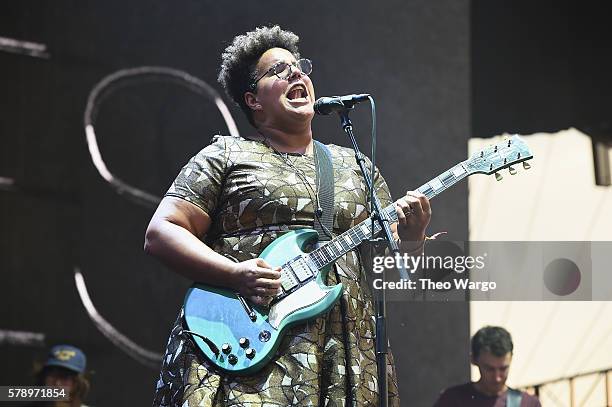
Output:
[250, 58, 312, 91]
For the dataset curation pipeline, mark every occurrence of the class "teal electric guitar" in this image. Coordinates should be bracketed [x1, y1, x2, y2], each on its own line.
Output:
[183, 135, 533, 374]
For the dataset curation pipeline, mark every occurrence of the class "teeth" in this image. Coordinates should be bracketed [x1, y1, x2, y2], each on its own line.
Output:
[287, 84, 308, 101]
[288, 85, 306, 97]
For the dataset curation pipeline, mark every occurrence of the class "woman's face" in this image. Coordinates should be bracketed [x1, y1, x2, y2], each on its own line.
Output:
[250, 47, 315, 128]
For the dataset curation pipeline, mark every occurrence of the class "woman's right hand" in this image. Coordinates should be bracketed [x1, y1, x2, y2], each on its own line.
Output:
[232, 258, 282, 306]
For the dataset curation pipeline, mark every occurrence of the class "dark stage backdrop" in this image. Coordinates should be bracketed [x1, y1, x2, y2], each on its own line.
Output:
[472, 0, 612, 139]
[0, 1, 470, 405]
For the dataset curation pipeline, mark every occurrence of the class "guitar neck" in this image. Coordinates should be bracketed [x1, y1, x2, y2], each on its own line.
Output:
[415, 161, 469, 200]
[306, 160, 469, 270]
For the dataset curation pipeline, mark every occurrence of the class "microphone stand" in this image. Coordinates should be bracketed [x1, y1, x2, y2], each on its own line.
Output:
[337, 108, 398, 407]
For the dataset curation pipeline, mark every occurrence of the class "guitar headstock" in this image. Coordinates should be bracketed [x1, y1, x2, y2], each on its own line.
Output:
[465, 135, 533, 179]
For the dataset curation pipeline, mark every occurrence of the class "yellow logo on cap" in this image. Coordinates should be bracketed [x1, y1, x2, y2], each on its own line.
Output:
[54, 350, 76, 361]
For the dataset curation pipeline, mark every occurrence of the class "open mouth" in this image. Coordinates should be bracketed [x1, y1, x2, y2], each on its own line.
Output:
[286, 84, 309, 102]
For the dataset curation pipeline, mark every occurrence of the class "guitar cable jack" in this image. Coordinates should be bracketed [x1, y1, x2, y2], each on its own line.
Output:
[180, 329, 220, 356]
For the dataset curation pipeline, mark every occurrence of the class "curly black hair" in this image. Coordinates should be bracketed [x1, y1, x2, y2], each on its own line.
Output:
[217, 25, 301, 126]
[471, 326, 514, 359]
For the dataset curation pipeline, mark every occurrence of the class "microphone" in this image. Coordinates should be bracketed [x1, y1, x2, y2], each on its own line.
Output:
[313, 94, 370, 115]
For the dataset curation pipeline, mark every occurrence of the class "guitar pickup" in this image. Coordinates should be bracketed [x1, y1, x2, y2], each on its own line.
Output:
[280, 266, 299, 291]
[289, 257, 314, 282]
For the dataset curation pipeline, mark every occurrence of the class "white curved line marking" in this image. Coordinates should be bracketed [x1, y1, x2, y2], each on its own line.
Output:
[214, 96, 240, 138]
[74, 268, 162, 369]
[85, 125, 113, 182]
[0, 329, 45, 347]
[85, 124, 161, 207]
[83, 66, 241, 208]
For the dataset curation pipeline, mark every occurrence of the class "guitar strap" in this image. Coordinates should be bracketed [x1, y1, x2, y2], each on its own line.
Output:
[506, 388, 523, 407]
[314, 140, 354, 402]
[313, 140, 334, 241]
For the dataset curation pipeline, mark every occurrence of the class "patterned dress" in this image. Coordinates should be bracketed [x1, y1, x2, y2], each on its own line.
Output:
[153, 135, 400, 406]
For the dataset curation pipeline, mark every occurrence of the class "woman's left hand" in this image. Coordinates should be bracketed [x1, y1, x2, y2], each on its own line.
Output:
[394, 190, 431, 242]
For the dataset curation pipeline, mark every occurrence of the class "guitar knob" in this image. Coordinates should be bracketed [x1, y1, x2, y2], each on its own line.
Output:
[245, 348, 256, 359]
[222, 343, 232, 354]
[508, 166, 517, 175]
[495, 172, 503, 181]
[228, 354, 238, 365]
[523, 161, 531, 170]
[239, 337, 250, 348]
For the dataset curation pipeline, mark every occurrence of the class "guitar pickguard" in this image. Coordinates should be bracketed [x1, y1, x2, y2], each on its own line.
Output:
[267, 280, 333, 329]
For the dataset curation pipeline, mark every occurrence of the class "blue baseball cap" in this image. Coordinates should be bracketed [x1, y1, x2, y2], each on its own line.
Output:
[44, 345, 87, 374]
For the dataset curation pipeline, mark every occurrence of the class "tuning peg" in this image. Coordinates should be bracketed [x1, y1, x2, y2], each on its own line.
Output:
[522, 161, 531, 170]
[495, 172, 503, 181]
[509, 166, 517, 175]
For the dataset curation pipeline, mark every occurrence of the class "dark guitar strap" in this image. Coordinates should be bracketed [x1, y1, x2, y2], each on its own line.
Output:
[313, 140, 334, 242]
[314, 141, 354, 402]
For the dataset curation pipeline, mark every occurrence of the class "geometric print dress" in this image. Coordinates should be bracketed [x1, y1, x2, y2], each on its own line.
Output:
[152, 135, 401, 406]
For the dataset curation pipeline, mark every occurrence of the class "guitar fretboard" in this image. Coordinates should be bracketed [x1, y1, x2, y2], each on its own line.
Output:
[306, 161, 469, 270]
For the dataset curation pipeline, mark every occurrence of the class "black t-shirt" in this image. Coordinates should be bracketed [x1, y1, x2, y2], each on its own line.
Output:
[433, 383, 542, 407]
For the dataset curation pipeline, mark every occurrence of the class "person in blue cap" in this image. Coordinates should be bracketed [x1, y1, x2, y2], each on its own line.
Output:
[36, 344, 91, 407]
